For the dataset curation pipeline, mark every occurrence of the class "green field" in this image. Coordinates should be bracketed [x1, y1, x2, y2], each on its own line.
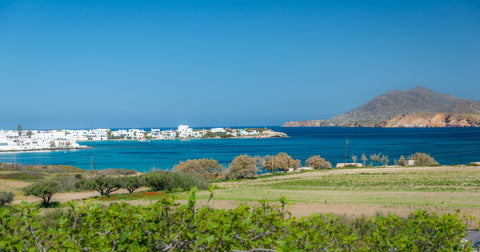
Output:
[194, 166, 480, 210]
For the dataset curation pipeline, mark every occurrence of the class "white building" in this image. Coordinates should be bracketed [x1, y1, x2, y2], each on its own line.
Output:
[177, 125, 193, 138]
[211, 128, 225, 133]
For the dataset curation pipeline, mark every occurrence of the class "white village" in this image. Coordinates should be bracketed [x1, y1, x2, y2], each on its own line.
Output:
[0, 125, 285, 152]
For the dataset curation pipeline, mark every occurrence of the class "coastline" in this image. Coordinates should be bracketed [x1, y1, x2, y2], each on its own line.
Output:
[0, 146, 91, 153]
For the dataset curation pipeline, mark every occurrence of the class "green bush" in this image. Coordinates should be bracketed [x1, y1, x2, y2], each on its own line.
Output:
[23, 180, 59, 207]
[0, 191, 14, 207]
[144, 171, 208, 192]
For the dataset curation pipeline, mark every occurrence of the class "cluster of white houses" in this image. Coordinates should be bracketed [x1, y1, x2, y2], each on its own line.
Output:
[0, 125, 263, 151]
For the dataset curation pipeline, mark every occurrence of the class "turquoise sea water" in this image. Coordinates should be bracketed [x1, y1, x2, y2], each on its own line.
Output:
[1, 127, 480, 172]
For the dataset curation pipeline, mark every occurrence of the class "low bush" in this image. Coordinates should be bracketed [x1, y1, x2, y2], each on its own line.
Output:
[144, 171, 208, 192]
[0, 191, 14, 207]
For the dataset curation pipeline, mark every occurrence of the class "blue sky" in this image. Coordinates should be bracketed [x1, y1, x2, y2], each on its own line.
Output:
[1, 0, 479, 129]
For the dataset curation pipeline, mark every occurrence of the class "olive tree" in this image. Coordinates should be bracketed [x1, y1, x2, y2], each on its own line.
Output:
[84, 176, 123, 196]
[265, 152, 301, 173]
[226, 154, 258, 179]
[305, 155, 332, 169]
[120, 176, 146, 193]
[23, 180, 59, 207]
[173, 158, 223, 180]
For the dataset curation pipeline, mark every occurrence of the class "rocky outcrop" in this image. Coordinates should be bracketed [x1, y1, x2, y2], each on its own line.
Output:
[379, 113, 480, 127]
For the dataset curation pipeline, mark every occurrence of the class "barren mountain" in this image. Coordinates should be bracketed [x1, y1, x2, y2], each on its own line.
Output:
[283, 86, 480, 127]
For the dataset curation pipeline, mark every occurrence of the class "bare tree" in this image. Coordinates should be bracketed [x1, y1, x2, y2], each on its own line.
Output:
[361, 154, 367, 167]
[370, 153, 380, 167]
[351, 155, 357, 165]
[380, 155, 389, 167]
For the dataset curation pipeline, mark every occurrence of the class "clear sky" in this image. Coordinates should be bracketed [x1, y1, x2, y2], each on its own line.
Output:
[1, 0, 479, 129]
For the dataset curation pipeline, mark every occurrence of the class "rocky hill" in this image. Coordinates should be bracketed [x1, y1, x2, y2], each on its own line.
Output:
[380, 113, 480, 127]
[283, 86, 480, 127]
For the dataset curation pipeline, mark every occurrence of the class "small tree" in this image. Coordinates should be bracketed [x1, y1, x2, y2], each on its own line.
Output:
[370, 153, 380, 167]
[173, 158, 223, 180]
[380, 155, 389, 167]
[0, 191, 14, 207]
[226, 155, 258, 179]
[121, 176, 146, 193]
[398, 155, 408, 166]
[23, 180, 59, 207]
[351, 155, 357, 165]
[84, 176, 123, 196]
[361, 154, 367, 167]
[305, 155, 332, 169]
[26, 130, 33, 138]
[265, 152, 301, 173]
[408, 152, 439, 166]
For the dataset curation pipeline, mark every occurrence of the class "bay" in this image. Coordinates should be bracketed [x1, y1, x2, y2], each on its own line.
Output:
[1, 127, 480, 172]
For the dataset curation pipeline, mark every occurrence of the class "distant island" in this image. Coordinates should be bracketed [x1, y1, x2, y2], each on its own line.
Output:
[0, 125, 287, 152]
[283, 86, 480, 128]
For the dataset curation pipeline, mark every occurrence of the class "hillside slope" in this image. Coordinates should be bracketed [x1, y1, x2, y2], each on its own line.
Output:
[283, 86, 480, 127]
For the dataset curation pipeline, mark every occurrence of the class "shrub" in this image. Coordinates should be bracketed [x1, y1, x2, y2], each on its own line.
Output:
[83, 176, 123, 196]
[23, 180, 59, 207]
[397, 155, 408, 166]
[408, 152, 439, 166]
[265, 152, 301, 173]
[144, 172, 208, 192]
[0, 191, 14, 207]
[226, 155, 258, 179]
[173, 158, 223, 180]
[305, 155, 332, 169]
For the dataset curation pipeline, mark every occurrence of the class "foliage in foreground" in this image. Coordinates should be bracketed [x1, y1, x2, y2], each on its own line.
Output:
[0, 189, 472, 251]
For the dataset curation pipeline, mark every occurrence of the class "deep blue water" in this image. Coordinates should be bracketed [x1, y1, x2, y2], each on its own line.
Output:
[1, 127, 480, 172]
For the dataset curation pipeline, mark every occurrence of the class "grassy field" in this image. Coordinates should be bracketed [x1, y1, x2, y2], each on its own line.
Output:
[190, 166, 480, 220]
[3, 165, 480, 222]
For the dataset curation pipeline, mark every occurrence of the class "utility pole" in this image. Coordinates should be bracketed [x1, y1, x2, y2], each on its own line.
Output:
[344, 138, 348, 165]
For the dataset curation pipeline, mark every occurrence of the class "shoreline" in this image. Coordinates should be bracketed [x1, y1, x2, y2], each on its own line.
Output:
[0, 146, 91, 154]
